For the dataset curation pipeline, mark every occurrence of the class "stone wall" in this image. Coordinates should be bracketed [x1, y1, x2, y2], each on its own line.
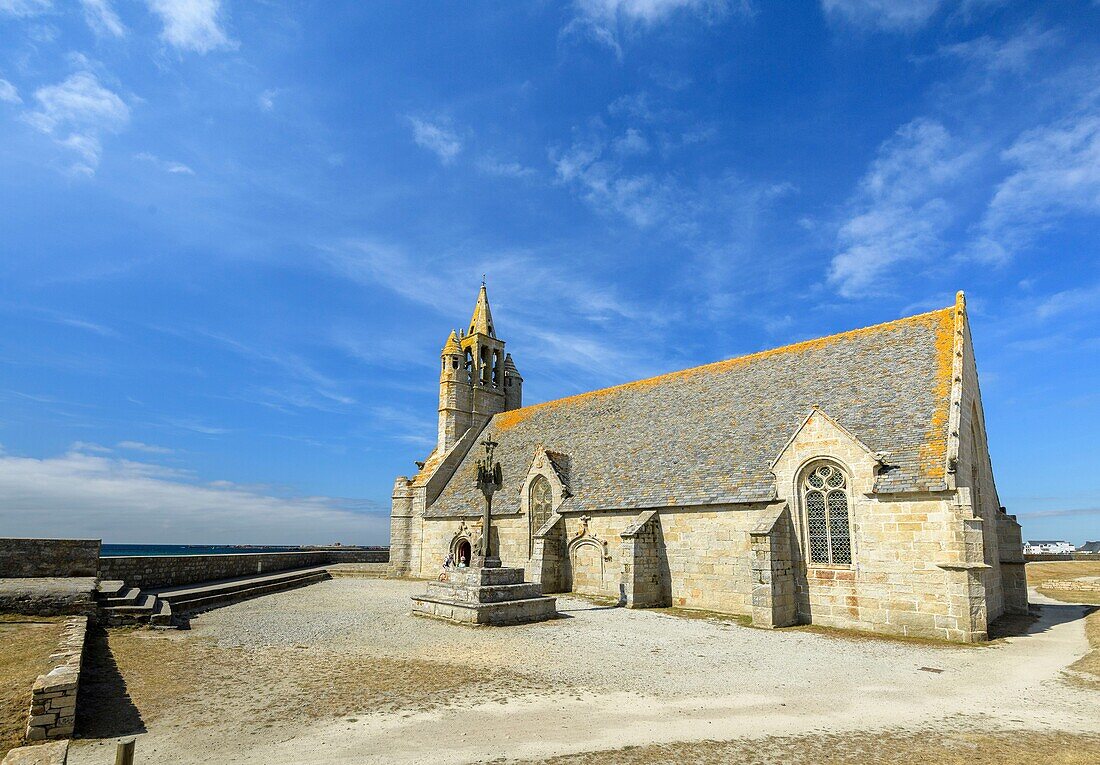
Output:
[1041, 579, 1100, 592]
[100, 549, 388, 589]
[26, 616, 86, 742]
[750, 504, 797, 628]
[620, 510, 669, 608]
[0, 539, 100, 578]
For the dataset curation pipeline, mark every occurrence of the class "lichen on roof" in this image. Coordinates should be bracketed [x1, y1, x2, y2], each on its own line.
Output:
[429, 304, 961, 517]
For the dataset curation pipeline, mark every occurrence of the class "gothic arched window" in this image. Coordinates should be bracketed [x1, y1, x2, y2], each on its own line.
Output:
[528, 475, 553, 558]
[801, 462, 852, 565]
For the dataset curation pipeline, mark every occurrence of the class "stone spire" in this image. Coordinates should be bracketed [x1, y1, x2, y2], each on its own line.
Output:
[467, 283, 495, 338]
[442, 329, 462, 356]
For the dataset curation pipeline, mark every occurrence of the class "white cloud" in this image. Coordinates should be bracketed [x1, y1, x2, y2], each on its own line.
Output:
[23, 70, 129, 175]
[1034, 283, 1100, 321]
[821, 0, 942, 31]
[0, 0, 51, 17]
[476, 156, 536, 179]
[408, 117, 462, 164]
[940, 25, 1060, 74]
[565, 0, 741, 58]
[0, 78, 20, 104]
[971, 108, 1100, 262]
[135, 151, 195, 175]
[116, 440, 174, 454]
[575, 0, 733, 24]
[23, 71, 129, 134]
[828, 118, 980, 297]
[0, 449, 386, 544]
[80, 0, 126, 38]
[146, 0, 234, 54]
[258, 88, 277, 112]
[613, 127, 650, 155]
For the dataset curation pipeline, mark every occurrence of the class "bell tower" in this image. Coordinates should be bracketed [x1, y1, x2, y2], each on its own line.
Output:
[435, 283, 520, 454]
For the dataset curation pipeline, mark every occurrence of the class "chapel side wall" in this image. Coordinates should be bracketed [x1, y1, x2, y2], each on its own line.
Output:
[773, 412, 985, 642]
[956, 316, 1008, 622]
[658, 506, 761, 614]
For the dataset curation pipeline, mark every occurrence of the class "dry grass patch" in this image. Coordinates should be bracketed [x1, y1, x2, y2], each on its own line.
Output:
[79, 626, 544, 738]
[1066, 608, 1100, 690]
[1028, 561, 1100, 604]
[504, 729, 1100, 765]
[0, 619, 65, 758]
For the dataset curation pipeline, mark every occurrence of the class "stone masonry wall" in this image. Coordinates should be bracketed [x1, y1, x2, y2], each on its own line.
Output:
[26, 616, 86, 742]
[750, 504, 797, 628]
[0, 539, 100, 578]
[100, 549, 388, 589]
[620, 510, 669, 608]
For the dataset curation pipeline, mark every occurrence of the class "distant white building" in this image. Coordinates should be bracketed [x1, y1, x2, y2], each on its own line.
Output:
[1023, 540, 1075, 555]
[1077, 541, 1100, 555]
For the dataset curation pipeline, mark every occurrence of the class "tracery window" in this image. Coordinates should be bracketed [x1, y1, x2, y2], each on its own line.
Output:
[802, 462, 852, 566]
[528, 475, 553, 558]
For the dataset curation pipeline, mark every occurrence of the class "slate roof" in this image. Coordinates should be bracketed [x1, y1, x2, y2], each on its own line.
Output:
[427, 305, 957, 517]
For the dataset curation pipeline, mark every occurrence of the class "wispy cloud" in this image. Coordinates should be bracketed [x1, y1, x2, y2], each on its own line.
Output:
[939, 25, 1061, 75]
[116, 440, 174, 454]
[258, 88, 277, 112]
[0, 79, 21, 104]
[476, 155, 536, 179]
[135, 151, 195, 175]
[22, 69, 130, 175]
[145, 0, 235, 54]
[0, 0, 51, 17]
[80, 0, 126, 38]
[821, 0, 942, 31]
[564, 0, 742, 59]
[970, 105, 1100, 262]
[829, 118, 980, 297]
[1015, 506, 1100, 519]
[1034, 283, 1100, 321]
[407, 117, 462, 164]
[0, 448, 386, 544]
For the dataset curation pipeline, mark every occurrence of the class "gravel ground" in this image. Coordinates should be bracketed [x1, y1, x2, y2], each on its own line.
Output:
[67, 578, 1100, 765]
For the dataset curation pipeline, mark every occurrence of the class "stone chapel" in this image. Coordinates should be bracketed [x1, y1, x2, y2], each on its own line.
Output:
[389, 286, 1028, 642]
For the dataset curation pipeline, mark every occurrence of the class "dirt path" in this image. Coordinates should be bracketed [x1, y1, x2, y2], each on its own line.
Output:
[67, 580, 1099, 764]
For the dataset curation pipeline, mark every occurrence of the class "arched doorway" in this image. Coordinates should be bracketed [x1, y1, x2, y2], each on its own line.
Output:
[454, 539, 472, 567]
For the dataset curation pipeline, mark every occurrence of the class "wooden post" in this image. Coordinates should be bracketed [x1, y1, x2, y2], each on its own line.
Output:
[115, 738, 135, 765]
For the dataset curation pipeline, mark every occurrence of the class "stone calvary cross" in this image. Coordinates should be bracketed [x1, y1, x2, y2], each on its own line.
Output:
[473, 434, 503, 568]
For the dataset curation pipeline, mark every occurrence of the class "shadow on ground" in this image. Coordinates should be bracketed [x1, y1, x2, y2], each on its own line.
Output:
[75, 626, 145, 739]
[990, 602, 1094, 641]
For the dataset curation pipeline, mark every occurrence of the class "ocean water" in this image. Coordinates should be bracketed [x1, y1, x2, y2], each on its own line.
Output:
[101, 544, 307, 557]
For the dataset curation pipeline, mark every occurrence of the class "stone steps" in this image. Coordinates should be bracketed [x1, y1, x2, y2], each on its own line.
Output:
[425, 580, 543, 603]
[412, 566, 558, 626]
[152, 567, 331, 616]
[96, 566, 331, 628]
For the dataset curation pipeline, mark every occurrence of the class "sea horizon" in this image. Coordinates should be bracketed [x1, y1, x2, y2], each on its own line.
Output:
[101, 543, 386, 557]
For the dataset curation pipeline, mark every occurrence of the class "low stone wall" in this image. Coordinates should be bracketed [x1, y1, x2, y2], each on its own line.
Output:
[100, 549, 389, 589]
[0, 539, 100, 578]
[1041, 579, 1100, 592]
[1024, 553, 1096, 562]
[26, 616, 86, 742]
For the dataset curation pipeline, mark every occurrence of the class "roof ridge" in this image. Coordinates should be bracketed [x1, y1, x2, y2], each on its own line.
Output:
[494, 303, 955, 429]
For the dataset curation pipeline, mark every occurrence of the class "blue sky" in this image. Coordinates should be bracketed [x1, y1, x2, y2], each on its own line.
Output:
[0, 0, 1098, 546]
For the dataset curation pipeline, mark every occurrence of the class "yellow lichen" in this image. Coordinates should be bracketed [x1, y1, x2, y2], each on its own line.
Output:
[918, 305, 959, 482]
[495, 305, 957, 451]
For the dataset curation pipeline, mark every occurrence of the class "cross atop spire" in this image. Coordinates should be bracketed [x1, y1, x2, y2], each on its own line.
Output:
[468, 283, 495, 338]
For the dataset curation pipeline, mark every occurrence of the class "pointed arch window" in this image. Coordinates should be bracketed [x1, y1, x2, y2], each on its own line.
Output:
[802, 462, 852, 565]
[528, 474, 553, 558]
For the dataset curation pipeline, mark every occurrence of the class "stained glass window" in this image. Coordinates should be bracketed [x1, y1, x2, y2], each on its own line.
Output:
[802, 463, 852, 565]
[529, 475, 553, 558]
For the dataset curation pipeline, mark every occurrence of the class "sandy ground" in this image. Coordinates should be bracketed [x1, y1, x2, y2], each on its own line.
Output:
[66, 578, 1099, 764]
